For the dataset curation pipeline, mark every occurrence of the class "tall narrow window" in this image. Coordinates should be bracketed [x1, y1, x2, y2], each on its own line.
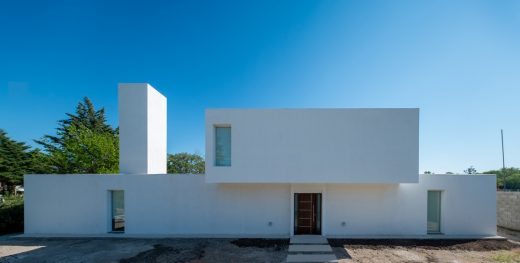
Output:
[215, 126, 231, 166]
[427, 190, 441, 234]
[110, 190, 125, 232]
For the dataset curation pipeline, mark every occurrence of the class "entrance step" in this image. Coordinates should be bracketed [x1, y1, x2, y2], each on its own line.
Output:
[286, 253, 337, 263]
[288, 244, 332, 252]
[290, 235, 328, 244]
[287, 236, 338, 262]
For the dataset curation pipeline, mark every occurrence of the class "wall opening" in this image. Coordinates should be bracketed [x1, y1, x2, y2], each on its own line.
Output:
[110, 190, 125, 233]
[294, 193, 322, 235]
[215, 126, 231, 166]
[427, 190, 442, 234]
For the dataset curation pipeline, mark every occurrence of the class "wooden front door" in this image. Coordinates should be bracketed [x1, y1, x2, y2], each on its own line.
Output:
[294, 193, 322, 235]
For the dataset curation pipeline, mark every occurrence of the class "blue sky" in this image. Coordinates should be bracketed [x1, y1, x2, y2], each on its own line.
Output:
[1, 0, 519, 173]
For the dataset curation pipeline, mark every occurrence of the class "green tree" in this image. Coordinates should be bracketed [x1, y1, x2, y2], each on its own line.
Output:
[504, 173, 520, 190]
[464, 166, 477, 174]
[27, 149, 52, 174]
[483, 167, 520, 190]
[36, 97, 119, 174]
[59, 97, 114, 134]
[167, 153, 205, 174]
[0, 130, 34, 193]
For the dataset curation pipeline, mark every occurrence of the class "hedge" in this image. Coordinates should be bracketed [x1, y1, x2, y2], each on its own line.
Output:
[0, 195, 24, 234]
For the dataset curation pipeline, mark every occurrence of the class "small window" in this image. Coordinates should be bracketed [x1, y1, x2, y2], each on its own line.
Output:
[110, 190, 125, 232]
[215, 126, 231, 166]
[427, 190, 441, 234]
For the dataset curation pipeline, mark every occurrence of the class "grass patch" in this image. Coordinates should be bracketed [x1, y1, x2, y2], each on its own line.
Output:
[491, 250, 520, 263]
[0, 195, 24, 234]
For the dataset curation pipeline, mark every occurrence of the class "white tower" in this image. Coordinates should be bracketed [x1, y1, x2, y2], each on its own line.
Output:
[118, 83, 167, 174]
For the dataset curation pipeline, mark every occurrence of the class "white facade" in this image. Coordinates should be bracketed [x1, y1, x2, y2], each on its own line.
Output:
[119, 83, 167, 174]
[25, 174, 495, 236]
[205, 109, 419, 183]
[24, 83, 497, 237]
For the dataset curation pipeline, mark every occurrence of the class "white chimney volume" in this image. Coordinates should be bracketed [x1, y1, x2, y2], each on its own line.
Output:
[118, 83, 167, 174]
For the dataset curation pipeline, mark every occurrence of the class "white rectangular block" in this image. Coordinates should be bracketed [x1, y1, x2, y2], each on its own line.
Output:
[290, 235, 328, 244]
[119, 83, 167, 174]
[206, 109, 419, 183]
[289, 245, 332, 252]
[286, 254, 337, 262]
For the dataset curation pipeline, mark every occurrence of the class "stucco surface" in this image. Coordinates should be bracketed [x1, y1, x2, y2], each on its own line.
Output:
[205, 109, 419, 183]
[24, 174, 495, 236]
[119, 83, 167, 174]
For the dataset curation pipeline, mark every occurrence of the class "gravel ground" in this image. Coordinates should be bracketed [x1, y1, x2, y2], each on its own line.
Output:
[330, 238, 520, 263]
[0, 237, 288, 263]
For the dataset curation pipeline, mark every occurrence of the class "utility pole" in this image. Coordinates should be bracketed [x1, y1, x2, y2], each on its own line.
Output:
[501, 129, 506, 190]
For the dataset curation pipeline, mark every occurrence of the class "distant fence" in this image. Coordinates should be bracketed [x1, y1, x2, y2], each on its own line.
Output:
[497, 191, 520, 231]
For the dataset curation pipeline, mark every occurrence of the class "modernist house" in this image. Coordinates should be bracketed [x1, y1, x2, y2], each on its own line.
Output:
[24, 83, 497, 237]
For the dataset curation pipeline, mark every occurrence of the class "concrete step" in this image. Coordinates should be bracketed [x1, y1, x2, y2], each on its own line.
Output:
[286, 253, 338, 262]
[290, 235, 329, 244]
[288, 244, 332, 252]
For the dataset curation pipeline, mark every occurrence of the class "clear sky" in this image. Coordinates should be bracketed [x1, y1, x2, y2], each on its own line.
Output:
[1, 0, 519, 173]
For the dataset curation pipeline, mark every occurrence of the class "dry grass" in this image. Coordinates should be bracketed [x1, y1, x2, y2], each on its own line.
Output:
[490, 249, 520, 263]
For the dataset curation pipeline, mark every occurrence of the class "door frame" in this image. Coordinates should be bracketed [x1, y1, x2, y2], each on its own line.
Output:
[290, 185, 326, 236]
[294, 193, 322, 235]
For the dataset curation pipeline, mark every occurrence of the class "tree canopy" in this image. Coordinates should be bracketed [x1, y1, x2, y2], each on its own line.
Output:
[167, 153, 205, 174]
[483, 167, 520, 190]
[35, 97, 119, 174]
[1, 97, 206, 192]
[0, 130, 45, 193]
[464, 166, 477, 174]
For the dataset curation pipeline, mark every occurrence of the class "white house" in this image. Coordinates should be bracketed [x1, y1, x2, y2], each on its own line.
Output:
[24, 83, 497, 237]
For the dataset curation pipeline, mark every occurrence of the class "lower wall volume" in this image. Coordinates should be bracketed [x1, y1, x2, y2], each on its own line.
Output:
[24, 174, 496, 236]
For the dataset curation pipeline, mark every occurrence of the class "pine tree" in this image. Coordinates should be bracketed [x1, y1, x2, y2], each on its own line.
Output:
[36, 97, 119, 174]
[0, 130, 33, 194]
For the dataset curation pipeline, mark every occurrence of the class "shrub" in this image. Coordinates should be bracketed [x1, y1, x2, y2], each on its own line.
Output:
[0, 195, 24, 234]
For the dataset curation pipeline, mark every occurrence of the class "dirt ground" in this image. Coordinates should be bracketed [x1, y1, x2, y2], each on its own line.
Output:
[333, 246, 520, 263]
[330, 234, 520, 263]
[0, 237, 288, 263]
[1, 228, 520, 263]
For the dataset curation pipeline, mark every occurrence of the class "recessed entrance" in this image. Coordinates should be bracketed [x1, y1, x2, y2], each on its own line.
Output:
[294, 193, 322, 235]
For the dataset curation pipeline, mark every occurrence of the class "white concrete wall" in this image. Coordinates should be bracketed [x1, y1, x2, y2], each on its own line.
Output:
[118, 83, 167, 174]
[25, 174, 495, 237]
[418, 174, 497, 236]
[325, 184, 423, 236]
[325, 174, 497, 236]
[205, 109, 419, 183]
[24, 174, 290, 236]
[146, 86, 167, 174]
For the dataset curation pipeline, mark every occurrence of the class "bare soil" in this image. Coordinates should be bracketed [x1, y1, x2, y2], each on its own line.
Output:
[231, 238, 289, 250]
[330, 239, 520, 263]
[329, 238, 520, 251]
[2, 233, 520, 263]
